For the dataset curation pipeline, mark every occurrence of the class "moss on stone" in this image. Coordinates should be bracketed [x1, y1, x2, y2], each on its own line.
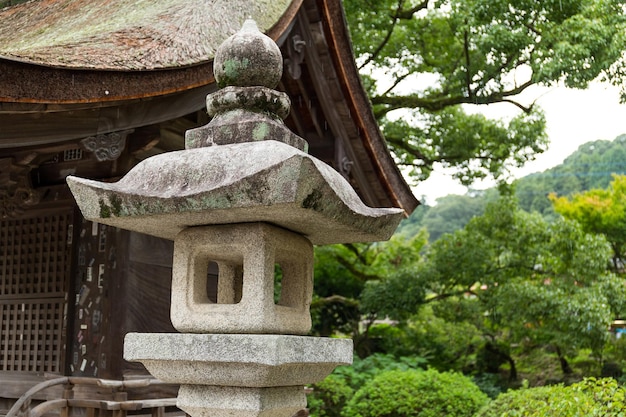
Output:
[99, 199, 111, 218]
[252, 123, 270, 141]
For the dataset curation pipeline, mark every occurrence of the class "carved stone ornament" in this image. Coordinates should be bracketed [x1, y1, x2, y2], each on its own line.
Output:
[81, 130, 133, 161]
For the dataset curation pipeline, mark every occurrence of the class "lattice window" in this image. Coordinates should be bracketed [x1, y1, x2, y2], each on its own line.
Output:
[0, 301, 64, 372]
[63, 148, 83, 162]
[0, 212, 72, 373]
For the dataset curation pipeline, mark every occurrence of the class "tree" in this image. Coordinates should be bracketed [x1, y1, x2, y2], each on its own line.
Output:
[344, 0, 626, 184]
[311, 231, 428, 356]
[551, 174, 626, 271]
[418, 192, 495, 241]
[378, 197, 626, 378]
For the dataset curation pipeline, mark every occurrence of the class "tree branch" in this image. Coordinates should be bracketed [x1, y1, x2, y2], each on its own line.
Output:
[424, 287, 478, 303]
[397, 0, 429, 19]
[463, 28, 473, 99]
[385, 134, 434, 165]
[359, 0, 406, 69]
[310, 295, 360, 309]
[372, 79, 534, 117]
[381, 71, 412, 97]
[501, 98, 534, 113]
[333, 251, 381, 282]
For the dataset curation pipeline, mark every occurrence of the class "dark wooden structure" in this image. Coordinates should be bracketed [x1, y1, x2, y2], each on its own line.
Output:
[0, 0, 418, 402]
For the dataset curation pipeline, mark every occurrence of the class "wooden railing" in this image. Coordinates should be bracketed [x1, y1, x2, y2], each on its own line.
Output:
[6, 377, 181, 417]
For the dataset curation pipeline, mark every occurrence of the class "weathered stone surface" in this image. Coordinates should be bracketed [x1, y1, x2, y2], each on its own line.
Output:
[213, 19, 283, 89]
[124, 333, 353, 386]
[177, 385, 304, 417]
[185, 88, 306, 150]
[171, 223, 314, 334]
[66, 140, 404, 245]
[206, 86, 290, 120]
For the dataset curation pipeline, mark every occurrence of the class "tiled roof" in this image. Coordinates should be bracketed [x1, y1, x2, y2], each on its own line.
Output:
[0, 0, 292, 70]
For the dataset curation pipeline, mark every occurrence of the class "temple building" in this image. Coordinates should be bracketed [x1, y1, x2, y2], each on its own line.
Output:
[0, 0, 417, 402]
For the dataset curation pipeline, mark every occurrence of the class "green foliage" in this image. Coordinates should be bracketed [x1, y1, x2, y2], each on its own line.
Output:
[399, 134, 626, 240]
[342, 369, 489, 417]
[332, 353, 427, 391]
[472, 373, 507, 399]
[604, 336, 626, 369]
[515, 134, 626, 217]
[344, 0, 626, 184]
[551, 173, 626, 271]
[370, 307, 482, 372]
[418, 192, 496, 241]
[312, 245, 367, 337]
[359, 268, 425, 321]
[312, 231, 428, 340]
[414, 197, 626, 377]
[476, 377, 626, 416]
[307, 374, 353, 417]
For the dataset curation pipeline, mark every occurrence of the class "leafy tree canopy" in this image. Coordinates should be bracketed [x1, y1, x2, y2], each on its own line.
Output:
[377, 197, 626, 377]
[551, 173, 626, 271]
[344, 0, 626, 185]
[311, 231, 428, 344]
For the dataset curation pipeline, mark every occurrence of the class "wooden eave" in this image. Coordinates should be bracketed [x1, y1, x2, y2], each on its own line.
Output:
[312, 0, 418, 212]
[0, 0, 417, 214]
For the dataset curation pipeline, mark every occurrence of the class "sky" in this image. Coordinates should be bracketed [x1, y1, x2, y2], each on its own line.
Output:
[411, 82, 626, 205]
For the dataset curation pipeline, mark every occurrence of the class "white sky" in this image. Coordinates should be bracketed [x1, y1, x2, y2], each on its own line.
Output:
[411, 82, 626, 205]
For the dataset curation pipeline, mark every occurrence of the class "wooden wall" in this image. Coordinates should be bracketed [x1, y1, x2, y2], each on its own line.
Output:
[0, 205, 178, 402]
[0, 209, 73, 398]
[67, 220, 176, 380]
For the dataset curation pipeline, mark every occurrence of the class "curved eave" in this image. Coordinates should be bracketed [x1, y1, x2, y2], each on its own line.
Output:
[0, 0, 299, 71]
[316, 0, 418, 214]
[0, 0, 301, 104]
[0, 58, 214, 105]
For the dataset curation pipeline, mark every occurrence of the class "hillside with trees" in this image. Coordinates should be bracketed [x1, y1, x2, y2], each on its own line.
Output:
[397, 133, 626, 239]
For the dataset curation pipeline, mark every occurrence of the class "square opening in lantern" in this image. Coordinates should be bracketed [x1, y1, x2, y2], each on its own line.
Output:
[170, 222, 314, 334]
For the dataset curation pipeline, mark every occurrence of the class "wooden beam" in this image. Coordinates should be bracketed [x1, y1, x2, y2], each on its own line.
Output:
[0, 88, 212, 148]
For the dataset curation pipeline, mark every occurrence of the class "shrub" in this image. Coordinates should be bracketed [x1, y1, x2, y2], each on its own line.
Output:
[476, 377, 626, 417]
[307, 374, 353, 417]
[333, 353, 427, 391]
[341, 369, 488, 417]
[472, 373, 506, 399]
[370, 308, 482, 372]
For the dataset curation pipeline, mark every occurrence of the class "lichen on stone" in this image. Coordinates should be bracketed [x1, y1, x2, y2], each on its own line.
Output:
[252, 123, 270, 141]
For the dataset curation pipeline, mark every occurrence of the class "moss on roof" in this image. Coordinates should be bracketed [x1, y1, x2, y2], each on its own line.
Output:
[0, 0, 292, 70]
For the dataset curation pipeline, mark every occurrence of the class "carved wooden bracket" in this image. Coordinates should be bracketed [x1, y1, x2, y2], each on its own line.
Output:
[81, 130, 133, 161]
[0, 158, 41, 219]
[334, 139, 353, 179]
[284, 33, 307, 80]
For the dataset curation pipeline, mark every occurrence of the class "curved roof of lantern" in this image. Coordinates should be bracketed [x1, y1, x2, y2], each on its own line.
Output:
[0, 0, 294, 70]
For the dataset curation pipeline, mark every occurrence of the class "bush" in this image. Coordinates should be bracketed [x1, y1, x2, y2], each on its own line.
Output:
[472, 373, 506, 399]
[476, 377, 626, 417]
[307, 374, 353, 417]
[333, 353, 427, 390]
[341, 369, 488, 417]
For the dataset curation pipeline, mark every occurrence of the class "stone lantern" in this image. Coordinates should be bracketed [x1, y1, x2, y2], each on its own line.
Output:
[67, 19, 404, 417]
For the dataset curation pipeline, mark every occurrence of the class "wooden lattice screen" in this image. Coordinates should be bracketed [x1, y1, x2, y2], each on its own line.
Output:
[0, 211, 73, 373]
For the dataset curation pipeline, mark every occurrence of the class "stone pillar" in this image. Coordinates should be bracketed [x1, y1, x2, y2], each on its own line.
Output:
[67, 19, 404, 417]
